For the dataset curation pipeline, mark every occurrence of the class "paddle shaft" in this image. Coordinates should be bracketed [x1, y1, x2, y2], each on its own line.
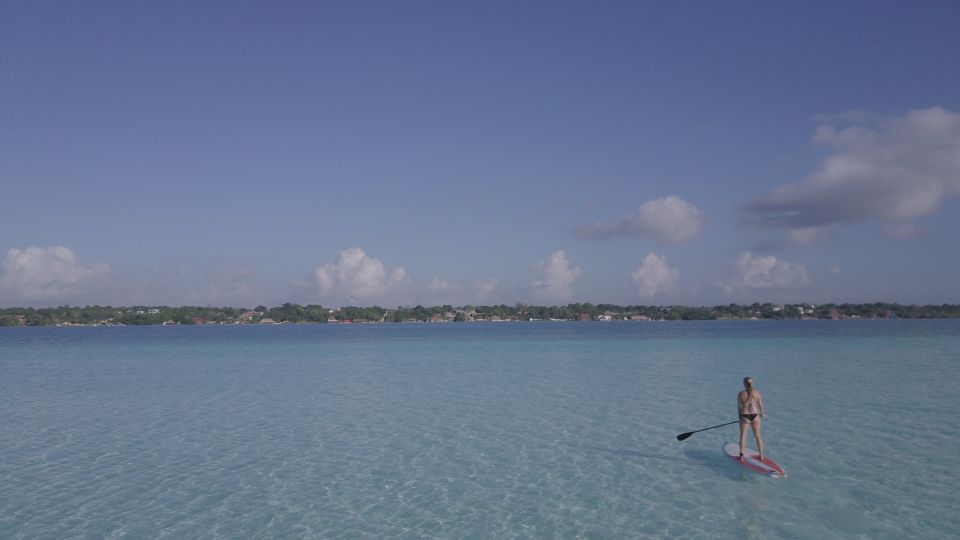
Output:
[676, 420, 740, 441]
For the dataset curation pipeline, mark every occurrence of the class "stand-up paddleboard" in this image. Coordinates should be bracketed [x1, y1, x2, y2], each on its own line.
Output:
[722, 441, 786, 478]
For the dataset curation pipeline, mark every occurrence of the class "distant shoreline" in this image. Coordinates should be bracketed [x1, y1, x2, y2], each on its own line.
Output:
[3, 302, 958, 327]
[3, 319, 955, 330]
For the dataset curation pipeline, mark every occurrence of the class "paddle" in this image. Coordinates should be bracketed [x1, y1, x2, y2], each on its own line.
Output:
[676, 420, 739, 441]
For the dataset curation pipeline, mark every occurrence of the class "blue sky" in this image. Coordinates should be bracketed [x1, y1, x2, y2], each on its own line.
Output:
[2, 1, 959, 307]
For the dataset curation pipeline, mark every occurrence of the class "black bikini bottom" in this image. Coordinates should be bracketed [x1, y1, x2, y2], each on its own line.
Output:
[740, 414, 759, 421]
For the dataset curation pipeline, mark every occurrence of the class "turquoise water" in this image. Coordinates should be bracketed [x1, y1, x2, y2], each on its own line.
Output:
[1, 321, 958, 538]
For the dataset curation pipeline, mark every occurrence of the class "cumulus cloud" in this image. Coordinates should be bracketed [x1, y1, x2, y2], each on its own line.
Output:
[423, 276, 463, 304]
[576, 196, 704, 245]
[0, 246, 110, 303]
[187, 266, 258, 306]
[474, 278, 498, 301]
[427, 276, 461, 292]
[724, 251, 808, 292]
[313, 248, 409, 300]
[532, 251, 580, 303]
[631, 252, 679, 298]
[787, 226, 831, 246]
[743, 107, 960, 232]
[883, 223, 924, 240]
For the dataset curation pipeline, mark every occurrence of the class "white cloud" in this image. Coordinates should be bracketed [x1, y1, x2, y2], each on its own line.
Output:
[427, 276, 461, 292]
[186, 266, 258, 306]
[576, 196, 705, 245]
[883, 223, 923, 240]
[474, 278, 498, 301]
[532, 250, 580, 303]
[424, 276, 464, 304]
[725, 251, 808, 292]
[313, 248, 409, 300]
[631, 252, 679, 298]
[0, 246, 111, 304]
[744, 107, 960, 232]
[788, 226, 831, 246]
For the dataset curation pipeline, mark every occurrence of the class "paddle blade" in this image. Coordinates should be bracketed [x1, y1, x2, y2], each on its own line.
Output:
[676, 432, 693, 441]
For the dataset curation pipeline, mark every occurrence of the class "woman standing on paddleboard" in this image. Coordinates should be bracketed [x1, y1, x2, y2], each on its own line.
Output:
[738, 377, 765, 462]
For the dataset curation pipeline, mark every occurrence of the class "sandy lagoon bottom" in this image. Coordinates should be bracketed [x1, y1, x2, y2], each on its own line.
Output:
[2, 321, 957, 538]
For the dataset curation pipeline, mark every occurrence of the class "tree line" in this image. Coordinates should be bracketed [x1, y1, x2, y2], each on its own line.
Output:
[2, 302, 959, 326]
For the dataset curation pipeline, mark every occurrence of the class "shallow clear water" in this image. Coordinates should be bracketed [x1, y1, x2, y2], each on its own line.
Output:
[1, 321, 958, 538]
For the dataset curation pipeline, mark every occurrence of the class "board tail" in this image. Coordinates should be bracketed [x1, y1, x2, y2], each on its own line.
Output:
[722, 442, 786, 478]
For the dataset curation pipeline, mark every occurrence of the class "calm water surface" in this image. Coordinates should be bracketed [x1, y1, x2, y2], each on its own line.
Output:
[1, 321, 958, 538]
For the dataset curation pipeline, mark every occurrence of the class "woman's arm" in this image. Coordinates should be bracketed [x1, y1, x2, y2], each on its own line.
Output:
[737, 392, 743, 415]
[758, 394, 765, 417]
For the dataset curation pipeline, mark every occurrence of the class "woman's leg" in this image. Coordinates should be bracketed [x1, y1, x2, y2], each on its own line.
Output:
[738, 418, 749, 459]
[751, 418, 764, 461]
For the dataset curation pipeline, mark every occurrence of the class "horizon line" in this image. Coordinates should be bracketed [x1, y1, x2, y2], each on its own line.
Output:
[3, 301, 957, 310]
